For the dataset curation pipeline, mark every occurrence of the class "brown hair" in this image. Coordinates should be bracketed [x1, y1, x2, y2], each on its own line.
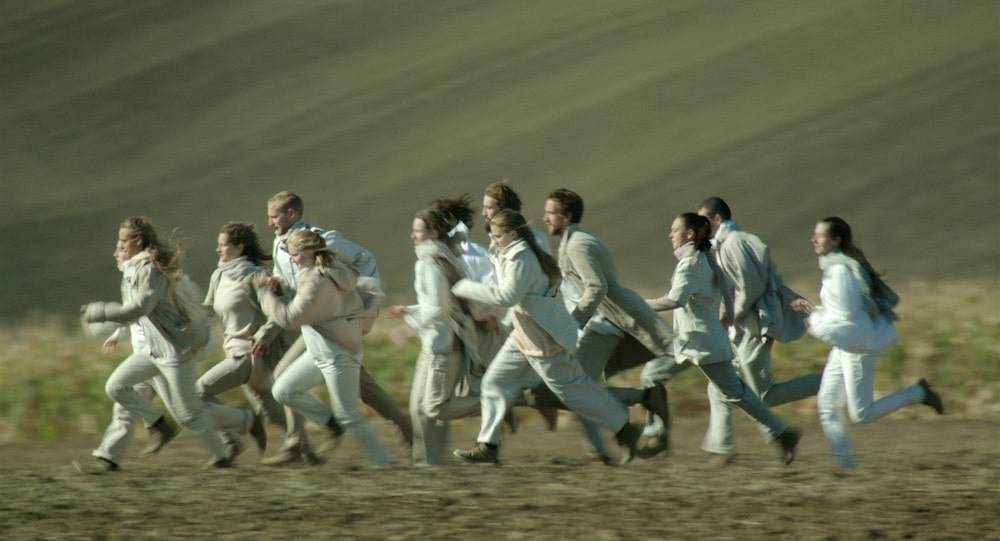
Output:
[491, 209, 561, 288]
[546, 188, 584, 224]
[220, 222, 272, 268]
[120, 216, 184, 279]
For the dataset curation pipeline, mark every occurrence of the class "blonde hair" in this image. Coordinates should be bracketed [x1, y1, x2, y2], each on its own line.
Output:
[268, 191, 303, 215]
[287, 229, 337, 267]
[120, 216, 184, 279]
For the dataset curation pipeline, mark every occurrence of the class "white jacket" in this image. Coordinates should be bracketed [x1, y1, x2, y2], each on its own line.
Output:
[807, 261, 899, 355]
[86, 251, 211, 365]
[403, 240, 460, 354]
[453, 238, 577, 354]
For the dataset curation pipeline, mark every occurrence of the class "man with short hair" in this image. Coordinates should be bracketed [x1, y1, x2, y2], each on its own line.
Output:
[697, 196, 820, 464]
[535, 188, 686, 461]
[260, 191, 412, 465]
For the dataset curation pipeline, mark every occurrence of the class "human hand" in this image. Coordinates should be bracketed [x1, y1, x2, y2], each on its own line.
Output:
[790, 299, 813, 315]
[383, 305, 407, 320]
[251, 340, 269, 358]
[102, 336, 119, 354]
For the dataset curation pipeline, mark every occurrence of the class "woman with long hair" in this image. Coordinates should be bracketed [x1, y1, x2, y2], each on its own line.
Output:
[791, 217, 943, 467]
[645, 212, 800, 465]
[451, 210, 642, 465]
[82, 216, 229, 468]
[384, 207, 482, 465]
[256, 229, 393, 466]
[197, 222, 297, 461]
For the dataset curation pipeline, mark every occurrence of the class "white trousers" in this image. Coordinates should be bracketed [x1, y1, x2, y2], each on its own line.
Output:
[701, 360, 787, 445]
[198, 352, 284, 443]
[92, 378, 167, 463]
[409, 346, 481, 465]
[477, 338, 629, 446]
[105, 353, 226, 461]
[702, 331, 821, 454]
[817, 348, 924, 465]
[271, 344, 392, 465]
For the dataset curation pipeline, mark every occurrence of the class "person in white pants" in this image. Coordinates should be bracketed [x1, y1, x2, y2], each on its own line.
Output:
[88, 246, 171, 471]
[452, 210, 643, 465]
[792, 217, 943, 467]
[257, 228, 393, 466]
[645, 213, 801, 465]
[83, 216, 228, 468]
[697, 197, 822, 464]
[197, 222, 295, 461]
[385, 207, 483, 465]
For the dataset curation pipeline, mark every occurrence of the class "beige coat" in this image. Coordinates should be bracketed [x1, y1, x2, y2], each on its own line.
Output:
[558, 224, 673, 358]
[258, 262, 378, 354]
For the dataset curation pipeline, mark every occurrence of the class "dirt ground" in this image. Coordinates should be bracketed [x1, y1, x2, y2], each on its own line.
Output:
[0, 412, 996, 540]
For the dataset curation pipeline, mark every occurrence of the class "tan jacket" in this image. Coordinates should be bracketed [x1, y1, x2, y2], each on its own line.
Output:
[558, 224, 673, 357]
[259, 262, 377, 354]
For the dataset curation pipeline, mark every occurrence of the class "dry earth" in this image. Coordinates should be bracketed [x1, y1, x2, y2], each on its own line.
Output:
[1, 413, 996, 540]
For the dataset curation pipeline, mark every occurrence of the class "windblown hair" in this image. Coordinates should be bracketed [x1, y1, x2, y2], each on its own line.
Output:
[546, 188, 584, 224]
[677, 212, 713, 252]
[220, 222, 272, 268]
[120, 216, 185, 279]
[268, 191, 304, 215]
[287, 228, 338, 268]
[415, 206, 460, 249]
[698, 196, 732, 221]
[484, 180, 523, 213]
[431, 194, 476, 229]
[491, 209, 561, 288]
[821, 216, 882, 279]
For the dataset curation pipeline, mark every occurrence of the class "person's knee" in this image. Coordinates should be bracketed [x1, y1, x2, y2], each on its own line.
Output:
[848, 405, 873, 424]
[106, 379, 129, 401]
[271, 381, 293, 404]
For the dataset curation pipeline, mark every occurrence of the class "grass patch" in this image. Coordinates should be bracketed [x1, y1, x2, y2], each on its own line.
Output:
[1, 281, 996, 441]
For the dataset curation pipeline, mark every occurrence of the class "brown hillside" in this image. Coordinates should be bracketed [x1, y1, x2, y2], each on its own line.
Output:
[1, 0, 997, 322]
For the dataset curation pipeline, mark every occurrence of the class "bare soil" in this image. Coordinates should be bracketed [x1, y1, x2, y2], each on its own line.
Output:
[1, 413, 996, 540]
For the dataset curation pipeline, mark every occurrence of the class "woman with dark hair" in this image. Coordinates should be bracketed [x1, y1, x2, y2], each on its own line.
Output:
[384, 207, 483, 465]
[645, 212, 801, 465]
[792, 217, 943, 467]
[196, 222, 296, 461]
[82, 217, 229, 468]
[257, 229, 393, 466]
[451, 210, 642, 465]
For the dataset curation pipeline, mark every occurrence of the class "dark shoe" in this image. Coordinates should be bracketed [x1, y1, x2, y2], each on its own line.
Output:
[918, 379, 944, 414]
[262, 446, 302, 466]
[776, 428, 801, 465]
[638, 433, 670, 458]
[453, 442, 500, 465]
[537, 407, 559, 431]
[224, 439, 247, 462]
[206, 457, 233, 469]
[614, 422, 642, 465]
[302, 449, 325, 466]
[642, 383, 671, 430]
[708, 453, 733, 468]
[95, 456, 120, 471]
[74, 458, 119, 474]
[587, 453, 612, 466]
[317, 417, 345, 454]
[139, 416, 178, 458]
[503, 410, 518, 435]
[249, 413, 268, 452]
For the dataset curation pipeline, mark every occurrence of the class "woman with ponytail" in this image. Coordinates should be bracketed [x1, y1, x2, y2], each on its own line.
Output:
[792, 217, 943, 467]
[646, 212, 801, 465]
[451, 210, 642, 465]
[82, 217, 229, 468]
[256, 229, 393, 466]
